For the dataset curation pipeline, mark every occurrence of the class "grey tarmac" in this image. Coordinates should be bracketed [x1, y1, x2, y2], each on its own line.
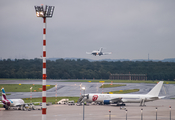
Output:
[0, 99, 175, 120]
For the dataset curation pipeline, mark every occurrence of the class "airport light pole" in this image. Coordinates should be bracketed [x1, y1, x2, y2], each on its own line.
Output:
[109, 110, 111, 120]
[169, 106, 171, 120]
[55, 84, 57, 104]
[80, 83, 82, 96]
[30, 87, 32, 104]
[126, 109, 127, 120]
[156, 107, 157, 120]
[34, 5, 54, 120]
[82, 87, 85, 120]
[141, 108, 143, 120]
[102, 83, 104, 94]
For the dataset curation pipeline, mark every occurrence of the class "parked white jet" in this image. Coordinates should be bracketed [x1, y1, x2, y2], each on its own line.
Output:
[79, 81, 165, 106]
[86, 48, 112, 56]
[1, 88, 25, 110]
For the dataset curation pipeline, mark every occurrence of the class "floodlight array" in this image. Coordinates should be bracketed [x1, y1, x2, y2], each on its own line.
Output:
[45, 6, 55, 17]
[34, 6, 44, 17]
[34, 4, 54, 120]
[34, 5, 54, 18]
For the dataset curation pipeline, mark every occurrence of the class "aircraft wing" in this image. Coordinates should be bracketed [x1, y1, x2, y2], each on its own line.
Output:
[103, 52, 112, 55]
[110, 98, 122, 103]
[14, 103, 23, 106]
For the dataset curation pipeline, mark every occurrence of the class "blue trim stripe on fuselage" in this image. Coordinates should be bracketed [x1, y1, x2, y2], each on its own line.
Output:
[8, 99, 13, 103]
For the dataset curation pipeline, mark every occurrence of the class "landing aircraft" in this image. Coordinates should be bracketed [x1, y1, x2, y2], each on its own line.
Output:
[1, 88, 25, 110]
[86, 48, 112, 56]
[79, 81, 165, 106]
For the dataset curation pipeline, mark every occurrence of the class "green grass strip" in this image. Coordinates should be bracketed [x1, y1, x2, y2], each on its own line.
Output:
[0, 84, 55, 92]
[0, 93, 11, 96]
[104, 89, 139, 94]
[100, 84, 126, 88]
[0, 104, 3, 108]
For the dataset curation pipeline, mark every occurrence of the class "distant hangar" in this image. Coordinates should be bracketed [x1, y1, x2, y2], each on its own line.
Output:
[109, 74, 147, 80]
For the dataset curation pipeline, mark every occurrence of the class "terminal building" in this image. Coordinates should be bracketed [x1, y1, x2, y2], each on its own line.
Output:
[109, 73, 147, 80]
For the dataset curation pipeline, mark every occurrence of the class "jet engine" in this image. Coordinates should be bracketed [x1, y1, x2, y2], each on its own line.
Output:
[104, 100, 112, 104]
[104, 100, 123, 105]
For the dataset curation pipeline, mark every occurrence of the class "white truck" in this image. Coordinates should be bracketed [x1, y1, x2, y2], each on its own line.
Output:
[57, 99, 69, 105]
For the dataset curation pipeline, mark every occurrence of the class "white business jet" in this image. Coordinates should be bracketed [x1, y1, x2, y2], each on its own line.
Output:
[86, 47, 112, 56]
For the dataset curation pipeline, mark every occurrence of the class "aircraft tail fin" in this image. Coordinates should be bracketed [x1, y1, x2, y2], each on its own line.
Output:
[1, 88, 11, 107]
[147, 81, 164, 97]
[1, 88, 7, 100]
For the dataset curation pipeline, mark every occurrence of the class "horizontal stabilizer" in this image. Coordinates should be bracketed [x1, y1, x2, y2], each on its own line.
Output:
[159, 96, 166, 99]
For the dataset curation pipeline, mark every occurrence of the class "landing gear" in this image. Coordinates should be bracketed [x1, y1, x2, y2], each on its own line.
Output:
[3, 105, 10, 110]
[140, 99, 146, 106]
[117, 103, 126, 106]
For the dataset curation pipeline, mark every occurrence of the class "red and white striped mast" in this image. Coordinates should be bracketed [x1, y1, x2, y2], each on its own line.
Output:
[34, 5, 54, 120]
[42, 16, 47, 120]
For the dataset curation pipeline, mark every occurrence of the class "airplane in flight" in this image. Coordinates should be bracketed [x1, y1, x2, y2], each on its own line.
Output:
[86, 48, 112, 56]
[78, 81, 165, 106]
[1, 87, 25, 110]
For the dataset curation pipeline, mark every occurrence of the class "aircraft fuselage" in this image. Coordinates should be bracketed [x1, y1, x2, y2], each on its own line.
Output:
[87, 94, 156, 103]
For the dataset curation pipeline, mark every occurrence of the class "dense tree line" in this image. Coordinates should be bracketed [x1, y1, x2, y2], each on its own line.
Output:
[0, 58, 175, 81]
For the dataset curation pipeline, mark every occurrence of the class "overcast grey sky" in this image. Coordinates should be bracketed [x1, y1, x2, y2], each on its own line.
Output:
[0, 0, 175, 60]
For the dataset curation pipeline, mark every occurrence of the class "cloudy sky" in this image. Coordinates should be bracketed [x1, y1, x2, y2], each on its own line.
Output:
[0, 0, 175, 60]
